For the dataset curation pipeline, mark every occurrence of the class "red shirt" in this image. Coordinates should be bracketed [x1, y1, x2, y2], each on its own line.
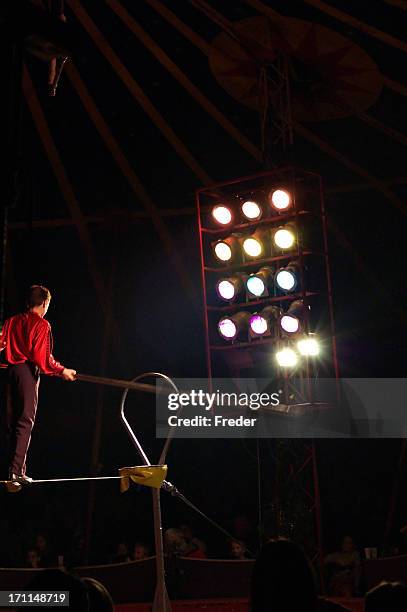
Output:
[184, 548, 207, 559]
[0, 311, 65, 376]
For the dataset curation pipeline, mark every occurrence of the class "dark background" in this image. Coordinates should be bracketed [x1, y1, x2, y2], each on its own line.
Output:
[1, 0, 406, 565]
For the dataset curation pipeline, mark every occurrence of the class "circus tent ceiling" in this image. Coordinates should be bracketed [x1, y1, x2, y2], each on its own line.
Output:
[6, 0, 407, 377]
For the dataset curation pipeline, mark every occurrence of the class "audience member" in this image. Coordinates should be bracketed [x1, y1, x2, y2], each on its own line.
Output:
[66, 531, 88, 567]
[133, 542, 150, 560]
[34, 533, 55, 567]
[164, 528, 188, 556]
[180, 524, 207, 555]
[164, 528, 206, 558]
[365, 581, 407, 611]
[228, 539, 249, 560]
[110, 542, 131, 564]
[25, 548, 41, 568]
[324, 535, 361, 597]
[232, 513, 257, 554]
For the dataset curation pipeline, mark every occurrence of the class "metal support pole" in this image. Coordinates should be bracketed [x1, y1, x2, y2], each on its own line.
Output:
[151, 488, 172, 612]
[120, 372, 178, 612]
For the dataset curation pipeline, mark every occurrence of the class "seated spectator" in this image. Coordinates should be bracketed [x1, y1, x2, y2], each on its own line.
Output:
[82, 577, 114, 612]
[365, 581, 407, 611]
[232, 513, 257, 554]
[184, 543, 207, 558]
[228, 539, 250, 560]
[164, 528, 206, 558]
[110, 541, 131, 564]
[324, 535, 361, 597]
[66, 531, 88, 567]
[25, 548, 41, 568]
[34, 533, 55, 567]
[251, 538, 351, 612]
[180, 524, 207, 556]
[165, 528, 189, 556]
[133, 542, 150, 560]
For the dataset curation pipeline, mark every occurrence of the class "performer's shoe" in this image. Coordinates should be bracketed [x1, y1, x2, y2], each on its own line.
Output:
[10, 473, 33, 486]
[5, 480, 22, 493]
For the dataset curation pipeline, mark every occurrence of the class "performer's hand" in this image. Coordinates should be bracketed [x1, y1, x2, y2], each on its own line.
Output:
[62, 368, 77, 381]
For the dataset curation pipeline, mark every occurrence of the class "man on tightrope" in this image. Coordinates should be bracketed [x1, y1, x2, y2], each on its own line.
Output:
[0, 285, 76, 492]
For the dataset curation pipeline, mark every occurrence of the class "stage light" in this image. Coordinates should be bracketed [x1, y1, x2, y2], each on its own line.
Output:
[246, 266, 273, 298]
[218, 312, 250, 341]
[213, 233, 239, 263]
[273, 224, 296, 250]
[214, 241, 232, 262]
[217, 280, 235, 301]
[242, 200, 262, 221]
[242, 236, 263, 258]
[247, 276, 265, 297]
[276, 347, 298, 367]
[297, 336, 319, 357]
[281, 315, 299, 334]
[275, 262, 299, 292]
[249, 314, 268, 336]
[212, 205, 232, 225]
[218, 318, 237, 340]
[249, 305, 281, 337]
[280, 300, 308, 334]
[216, 277, 243, 301]
[269, 189, 291, 211]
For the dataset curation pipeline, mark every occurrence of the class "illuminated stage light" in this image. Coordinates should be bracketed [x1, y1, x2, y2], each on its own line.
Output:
[243, 237, 263, 258]
[246, 266, 273, 298]
[281, 315, 299, 334]
[218, 312, 250, 341]
[247, 276, 265, 297]
[275, 262, 299, 292]
[280, 310, 300, 333]
[214, 239, 234, 262]
[297, 336, 319, 357]
[249, 305, 281, 337]
[269, 189, 291, 211]
[276, 347, 298, 368]
[276, 269, 296, 291]
[249, 314, 268, 336]
[218, 318, 237, 340]
[242, 200, 262, 221]
[273, 224, 296, 250]
[280, 300, 308, 334]
[212, 205, 232, 225]
[216, 277, 243, 301]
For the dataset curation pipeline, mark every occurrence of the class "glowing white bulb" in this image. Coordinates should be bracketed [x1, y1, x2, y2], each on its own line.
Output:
[247, 276, 265, 297]
[217, 280, 236, 300]
[249, 315, 268, 335]
[218, 318, 237, 339]
[242, 200, 261, 220]
[243, 237, 262, 257]
[271, 189, 291, 210]
[276, 269, 296, 291]
[280, 315, 300, 334]
[276, 347, 298, 367]
[212, 206, 232, 225]
[214, 241, 232, 262]
[297, 337, 319, 356]
[274, 228, 295, 250]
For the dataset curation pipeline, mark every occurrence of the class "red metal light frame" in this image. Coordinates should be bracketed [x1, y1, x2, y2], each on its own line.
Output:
[196, 167, 339, 380]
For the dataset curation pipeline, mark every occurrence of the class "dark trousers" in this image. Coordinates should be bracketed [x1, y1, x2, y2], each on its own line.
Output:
[5, 363, 40, 476]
